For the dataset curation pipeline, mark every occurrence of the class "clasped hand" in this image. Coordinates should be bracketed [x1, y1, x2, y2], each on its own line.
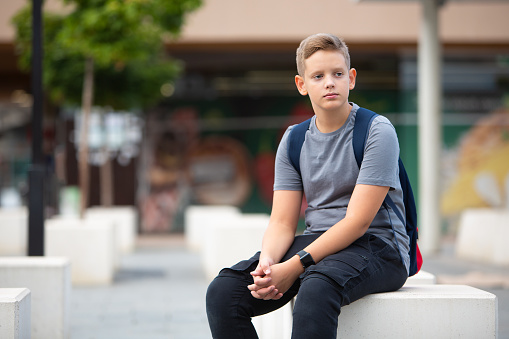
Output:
[247, 257, 300, 300]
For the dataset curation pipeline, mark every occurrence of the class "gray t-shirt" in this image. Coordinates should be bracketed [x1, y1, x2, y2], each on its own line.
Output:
[274, 103, 410, 273]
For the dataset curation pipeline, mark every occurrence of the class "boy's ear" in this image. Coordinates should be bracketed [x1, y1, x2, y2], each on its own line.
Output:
[349, 68, 357, 90]
[295, 75, 307, 96]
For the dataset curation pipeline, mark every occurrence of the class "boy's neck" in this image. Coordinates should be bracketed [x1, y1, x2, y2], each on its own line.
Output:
[314, 103, 353, 133]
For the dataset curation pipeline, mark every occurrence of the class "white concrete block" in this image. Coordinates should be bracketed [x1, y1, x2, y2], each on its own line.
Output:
[0, 207, 28, 255]
[202, 213, 269, 281]
[85, 206, 137, 253]
[456, 208, 509, 265]
[253, 303, 293, 339]
[0, 288, 31, 339]
[338, 285, 498, 338]
[52, 213, 122, 262]
[0, 258, 70, 339]
[264, 270, 438, 337]
[404, 270, 436, 286]
[184, 205, 241, 252]
[45, 217, 116, 285]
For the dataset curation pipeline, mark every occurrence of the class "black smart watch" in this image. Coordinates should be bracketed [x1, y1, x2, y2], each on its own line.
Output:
[297, 250, 315, 269]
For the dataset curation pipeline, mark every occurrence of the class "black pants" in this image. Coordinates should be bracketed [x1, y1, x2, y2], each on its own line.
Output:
[206, 233, 408, 339]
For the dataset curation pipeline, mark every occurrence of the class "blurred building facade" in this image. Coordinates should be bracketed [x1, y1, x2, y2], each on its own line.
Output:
[1, 0, 509, 232]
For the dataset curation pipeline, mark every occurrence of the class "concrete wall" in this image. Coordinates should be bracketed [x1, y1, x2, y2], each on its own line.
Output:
[2, 0, 509, 44]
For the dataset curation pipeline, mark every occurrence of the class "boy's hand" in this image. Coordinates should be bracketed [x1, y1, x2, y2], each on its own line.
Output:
[248, 257, 281, 300]
[248, 256, 304, 300]
[251, 257, 273, 277]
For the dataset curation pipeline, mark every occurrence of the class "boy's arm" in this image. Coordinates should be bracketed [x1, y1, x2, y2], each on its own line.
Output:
[302, 184, 389, 262]
[249, 183, 388, 300]
[259, 189, 302, 268]
[248, 190, 301, 299]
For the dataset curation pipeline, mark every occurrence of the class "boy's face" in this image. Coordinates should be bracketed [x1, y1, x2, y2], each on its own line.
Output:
[295, 50, 356, 116]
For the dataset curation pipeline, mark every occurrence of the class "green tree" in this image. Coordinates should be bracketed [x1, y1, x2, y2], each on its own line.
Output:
[12, 0, 201, 216]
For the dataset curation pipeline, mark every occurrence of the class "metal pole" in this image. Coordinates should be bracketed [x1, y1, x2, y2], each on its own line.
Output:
[418, 0, 442, 255]
[28, 0, 45, 256]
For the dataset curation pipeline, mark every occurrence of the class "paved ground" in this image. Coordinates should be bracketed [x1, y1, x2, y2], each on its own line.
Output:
[70, 235, 210, 339]
[70, 234, 509, 339]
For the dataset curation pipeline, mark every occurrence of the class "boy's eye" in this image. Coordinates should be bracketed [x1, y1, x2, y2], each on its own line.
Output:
[335, 72, 343, 77]
[313, 74, 323, 79]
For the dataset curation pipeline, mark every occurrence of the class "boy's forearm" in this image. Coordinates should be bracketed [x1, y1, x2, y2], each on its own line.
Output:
[302, 184, 389, 264]
[260, 222, 296, 263]
[302, 217, 367, 264]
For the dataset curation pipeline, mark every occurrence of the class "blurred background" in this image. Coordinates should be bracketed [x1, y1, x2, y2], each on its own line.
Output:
[0, 0, 508, 236]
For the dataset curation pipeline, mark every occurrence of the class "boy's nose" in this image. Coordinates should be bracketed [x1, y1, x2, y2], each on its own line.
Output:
[324, 75, 335, 88]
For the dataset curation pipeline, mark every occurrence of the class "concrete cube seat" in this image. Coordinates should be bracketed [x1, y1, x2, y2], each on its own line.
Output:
[0, 207, 27, 255]
[338, 284, 498, 338]
[0, 257, 71, 339]
[404, 270, 437, 286]
[202, 213, 270, 281]
[0, 288, 31, 339]
[252, 303, 293, 339]
[45, 217, 116, 286]
[456, 208, 509, 265]
[253, 284, 497, 339]
[185, 205, 241, 253]
[85, 206, 138, 254]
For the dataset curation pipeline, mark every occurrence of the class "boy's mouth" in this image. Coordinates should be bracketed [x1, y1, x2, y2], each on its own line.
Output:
[324, 93, 339, 98]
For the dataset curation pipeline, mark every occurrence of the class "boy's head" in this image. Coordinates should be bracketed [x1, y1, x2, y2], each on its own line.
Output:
[296, 33, 350, 76]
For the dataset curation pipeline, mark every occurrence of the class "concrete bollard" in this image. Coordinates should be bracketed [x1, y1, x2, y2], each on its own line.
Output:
[0, 207, 28, 255]
[85, 206, 138, 254]
[45, 217, 116, 286]
[202, 213, 269, 282]
[404, 270, 437, 286]
[184, 205, 241, 252]
[456, 208, 509, 265]
[0, 257, 71, 339]
[337, 285, 498, 338]
[0, 288, 31, 339]
[252, 303, 293, 339]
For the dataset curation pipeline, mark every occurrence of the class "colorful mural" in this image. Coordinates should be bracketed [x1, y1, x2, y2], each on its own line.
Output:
[441, 107, 509, 215]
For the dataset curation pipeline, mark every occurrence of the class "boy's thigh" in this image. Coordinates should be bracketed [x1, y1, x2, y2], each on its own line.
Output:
[301, 234, 407, 306]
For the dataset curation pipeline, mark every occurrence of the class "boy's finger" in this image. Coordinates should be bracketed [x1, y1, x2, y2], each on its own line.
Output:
[263, 289, 279, 301]
[251, 285, 275, 298]
[250, 264, 265, 276]
[250, 269, 263, 276]
[248, 277, 271, 292]
[272, 292, 284, 300]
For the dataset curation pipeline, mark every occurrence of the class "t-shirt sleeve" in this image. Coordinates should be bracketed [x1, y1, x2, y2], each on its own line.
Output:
[273, 126, 304, 191]
[356, 116, 400, 189]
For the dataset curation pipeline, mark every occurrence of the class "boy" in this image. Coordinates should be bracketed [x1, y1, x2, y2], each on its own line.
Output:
[206, 33, 409, 339]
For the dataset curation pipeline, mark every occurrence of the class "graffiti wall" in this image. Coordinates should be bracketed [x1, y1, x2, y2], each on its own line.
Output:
[137, 98, 314, 233]
[441, 107, 509, 216]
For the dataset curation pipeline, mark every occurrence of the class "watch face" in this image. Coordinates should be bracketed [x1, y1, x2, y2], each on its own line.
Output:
[298, 250, 315, 268]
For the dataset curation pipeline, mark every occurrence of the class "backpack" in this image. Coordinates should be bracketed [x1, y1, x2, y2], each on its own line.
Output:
[287, 107, 423, 276]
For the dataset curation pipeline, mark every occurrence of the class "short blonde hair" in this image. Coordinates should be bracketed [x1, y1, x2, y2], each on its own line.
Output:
[296, 33, 350, 76]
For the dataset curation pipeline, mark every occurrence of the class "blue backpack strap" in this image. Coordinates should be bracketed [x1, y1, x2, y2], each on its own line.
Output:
[288, 118, 312, 177]
[352, 107, 378, 168]
[353, 107, 407, 268]
[354, 109, 414, 227]
[353, 108, 405, 223]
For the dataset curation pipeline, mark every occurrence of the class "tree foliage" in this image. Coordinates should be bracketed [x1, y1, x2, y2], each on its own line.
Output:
[12, 0, 201, 110]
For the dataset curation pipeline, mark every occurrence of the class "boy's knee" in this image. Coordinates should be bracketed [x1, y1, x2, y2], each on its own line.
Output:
[206, 276, 233, 329]
[294, 274, 342, 314]
[206, 276, 228, 312]
[206, 272, 251, 315]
